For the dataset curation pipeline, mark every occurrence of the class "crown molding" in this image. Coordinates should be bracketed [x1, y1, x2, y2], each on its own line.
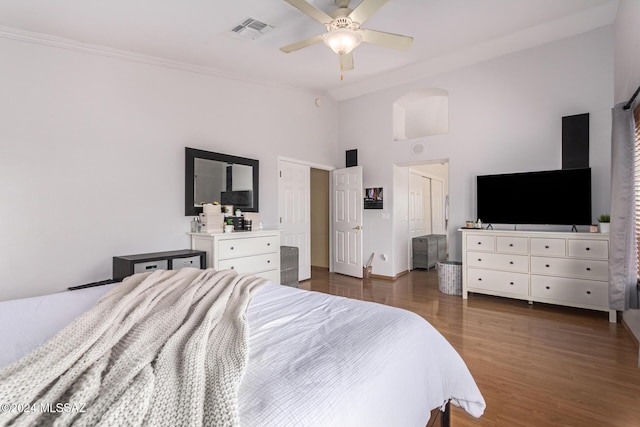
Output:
[0, 24, 333, 101]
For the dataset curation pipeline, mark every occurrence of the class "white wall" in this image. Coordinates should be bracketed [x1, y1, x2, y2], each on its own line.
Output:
[614, 0, 640, 104]
[0, 36, 337, 300]
[338, 27, 614, 277]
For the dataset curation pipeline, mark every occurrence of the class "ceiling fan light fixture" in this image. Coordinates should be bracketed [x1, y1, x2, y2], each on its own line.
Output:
[323, 28, 362, 55]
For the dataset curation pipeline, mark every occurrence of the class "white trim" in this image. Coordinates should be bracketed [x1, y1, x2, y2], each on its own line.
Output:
[277, 156, 335, 172]
[397, 158, 450, 168]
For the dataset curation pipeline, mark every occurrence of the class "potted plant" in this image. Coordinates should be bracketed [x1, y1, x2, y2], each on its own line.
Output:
[597, 214, 610, 234]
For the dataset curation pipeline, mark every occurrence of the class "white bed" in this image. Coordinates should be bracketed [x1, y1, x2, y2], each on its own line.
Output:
[0, 274, 485, 426]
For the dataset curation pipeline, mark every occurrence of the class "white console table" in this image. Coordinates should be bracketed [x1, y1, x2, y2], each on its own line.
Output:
[460, 228, 616, 323]
[189, 230, 281, 285]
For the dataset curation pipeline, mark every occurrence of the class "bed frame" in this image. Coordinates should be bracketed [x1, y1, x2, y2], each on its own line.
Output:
[427, 401, 451, 427]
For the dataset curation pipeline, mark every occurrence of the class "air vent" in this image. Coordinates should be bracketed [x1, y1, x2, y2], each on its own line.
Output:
[231, 18, 274, 40]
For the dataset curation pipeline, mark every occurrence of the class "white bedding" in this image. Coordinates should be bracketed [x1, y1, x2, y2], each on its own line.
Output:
[0, 281, 485, 426]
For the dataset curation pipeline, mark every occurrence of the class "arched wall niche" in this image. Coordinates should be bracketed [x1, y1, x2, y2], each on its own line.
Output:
[393, 88, 449, 140]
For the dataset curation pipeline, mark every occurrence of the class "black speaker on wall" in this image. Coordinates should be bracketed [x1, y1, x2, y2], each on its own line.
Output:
[346, 149, 358, 167]
[562, 113, 589, 169]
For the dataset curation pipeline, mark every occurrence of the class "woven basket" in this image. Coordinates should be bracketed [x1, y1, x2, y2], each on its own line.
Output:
[437, 261, 462, 295]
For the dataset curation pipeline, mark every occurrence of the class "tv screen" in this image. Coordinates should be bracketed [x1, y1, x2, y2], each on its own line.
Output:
[476, 168, 592, 225]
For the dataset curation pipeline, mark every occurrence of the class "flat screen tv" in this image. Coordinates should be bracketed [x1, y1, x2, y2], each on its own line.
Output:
[476, 168, 592, 225]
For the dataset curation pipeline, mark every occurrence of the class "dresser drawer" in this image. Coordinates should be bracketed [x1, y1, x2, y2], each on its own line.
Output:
[218, 253, 279, 274]
[467, 251, 528, 272]
[466, 234, 495, 252]
[218, 235, 279, 260]
[133, 259, 168, 274]
[531, 275, 608, 308]
[467, 268, 529, 296]
[530, 238, 566, 257]
[531, 256, 608, 281]
[567, 239, 608, 259]
[496, 236, 528, 254]
[170, 255, 202, 269]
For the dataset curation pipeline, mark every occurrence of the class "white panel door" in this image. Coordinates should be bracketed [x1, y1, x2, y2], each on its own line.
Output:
[333, 166, 363, 278]
[431, 178, 445, 235]
[278, 160, 311, 280]
[409, 172, 423, 237]
[423, 176, 432, 235]
[409, 172, 431, 269]
[409, 172, 431, 236]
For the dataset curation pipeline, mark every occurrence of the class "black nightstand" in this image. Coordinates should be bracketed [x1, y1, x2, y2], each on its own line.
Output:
[113, 249, 206, 281]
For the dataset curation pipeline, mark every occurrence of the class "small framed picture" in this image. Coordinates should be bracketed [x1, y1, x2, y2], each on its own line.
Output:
[364, 187, 383, 209]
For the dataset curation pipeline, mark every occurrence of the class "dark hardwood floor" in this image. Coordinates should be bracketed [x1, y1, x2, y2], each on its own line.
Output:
[299, 268, 640, 427]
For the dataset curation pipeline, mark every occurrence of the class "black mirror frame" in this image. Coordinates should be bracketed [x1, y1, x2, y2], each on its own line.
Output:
[185, 147, 259, 216]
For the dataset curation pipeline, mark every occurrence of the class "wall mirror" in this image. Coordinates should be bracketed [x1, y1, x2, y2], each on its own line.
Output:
[185, 147, 259, 216]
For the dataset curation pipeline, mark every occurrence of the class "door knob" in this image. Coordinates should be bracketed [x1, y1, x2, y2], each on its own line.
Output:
[353, 225, 363, 230]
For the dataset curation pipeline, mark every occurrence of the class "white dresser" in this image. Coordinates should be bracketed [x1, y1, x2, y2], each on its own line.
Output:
[190, 230, 281, 284]
[460, 229, 615, 322]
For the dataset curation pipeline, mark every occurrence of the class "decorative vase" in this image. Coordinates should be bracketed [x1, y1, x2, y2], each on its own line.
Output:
[599, 222, 610, 234]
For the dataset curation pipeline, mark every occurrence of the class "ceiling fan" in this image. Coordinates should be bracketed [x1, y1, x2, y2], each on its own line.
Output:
[280, 0, 413, 75]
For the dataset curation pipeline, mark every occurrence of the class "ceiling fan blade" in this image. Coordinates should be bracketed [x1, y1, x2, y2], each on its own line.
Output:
[340, 52, 354, 71]
[348, 0, 389, 25]
[283, 0, 333, 24]
[280, 34, 324, 53]
[360, 28, 413, 50]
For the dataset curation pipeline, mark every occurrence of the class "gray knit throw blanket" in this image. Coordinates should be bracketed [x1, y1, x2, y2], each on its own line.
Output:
[0, 268, 266, 427]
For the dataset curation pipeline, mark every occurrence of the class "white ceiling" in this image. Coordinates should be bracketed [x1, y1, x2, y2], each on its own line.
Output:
[0, 0, 619, 101]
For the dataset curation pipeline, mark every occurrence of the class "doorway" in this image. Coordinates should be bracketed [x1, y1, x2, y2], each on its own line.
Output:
[406, 162, 449, 271]
[278, 158, 332, 282]
[310, 169, 330, 271]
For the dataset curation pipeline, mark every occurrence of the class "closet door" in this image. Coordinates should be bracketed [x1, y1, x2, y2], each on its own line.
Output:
[409, 172, 431, 269]
[409, 172, 430, 238]
[431, 178, 445, 234]
[423, 176, 432, 235]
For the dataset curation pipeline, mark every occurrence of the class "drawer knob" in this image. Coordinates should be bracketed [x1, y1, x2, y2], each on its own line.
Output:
[509, 261, 514, 265]
[545, 245, 549, 249]
[509, 282, 514, 285]
[545, 286, 550, 290]
[545, 264, 550, 268]
[267, 243, 271, 246]
[478, 278, 482, 281]
[509, 243, 514, 247]
[230, 266, 235, 269]
[478, 258, 482, 262]
[586, 267, 591, 271]
[586, 247, 590, 251]
[267, 260, 271, 263]
[230, 246, 234, 250]
[586, 290, 592, 295]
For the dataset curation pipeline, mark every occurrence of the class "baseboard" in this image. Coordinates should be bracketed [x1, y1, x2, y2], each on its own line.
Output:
[369, 270, 408, 281]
